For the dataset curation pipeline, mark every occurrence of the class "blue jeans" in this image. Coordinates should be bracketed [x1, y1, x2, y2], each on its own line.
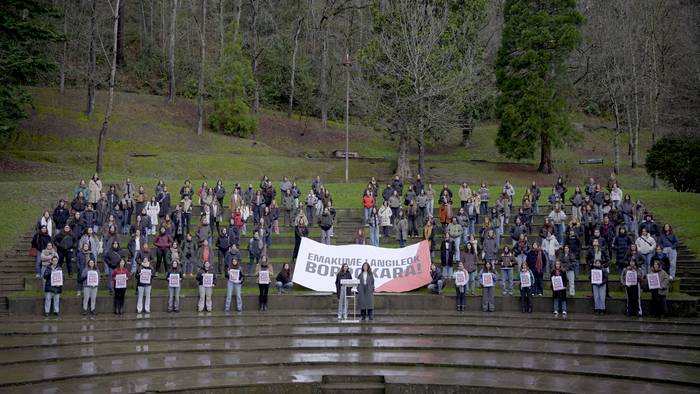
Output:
[105, 266, 113, 292]
[480, 202, 488, 216]
[248, 255, 259, 275]
[44, 292, 60, 314]
[276, 281, 293, 293]
[593, 283, 606, 311]
[428, 280, 444, 294]
[553, 297, 567, 313]
[467, 271, 477, 293]
[225, 282, 242, 311]
[456, 285, 466, 306]
[533, 200, 539, 214]
[364, 208, 371, 225]
[642, 253, 653, 274]
[398, 237, 406, 248]
[442, 265, 453, 280]
[501, 269, 513, 293]
[468, 219, 476, 236]
[663, 247, 677, 277]
[35, 253, 42, 276]
[555, 223, 565, 245]
[183, 256, 193, 274]
[370, 226, 379, 246]
[452, 237, 461, 261]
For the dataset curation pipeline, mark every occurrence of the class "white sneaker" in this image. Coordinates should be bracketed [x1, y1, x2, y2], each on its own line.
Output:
[554, 311, 559, 317]
[562, 311, 567, 317]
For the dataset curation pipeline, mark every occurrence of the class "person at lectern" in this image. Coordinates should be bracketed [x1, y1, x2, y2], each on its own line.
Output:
[358, 262, 375, 321]
[335, 263, 352, 319]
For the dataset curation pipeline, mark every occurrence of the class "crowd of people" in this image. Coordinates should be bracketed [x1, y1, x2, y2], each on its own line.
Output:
[29, 172, 679, 318]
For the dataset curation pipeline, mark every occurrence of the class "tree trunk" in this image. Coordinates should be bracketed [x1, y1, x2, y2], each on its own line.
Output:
[86, 0, 97, 116]
[116, 0, 126, 66]
[396, 133, 412, 179]
[288, 17, 302, 117]
[417, 127, 425, 179]
[59, 0, 67, 95]
[96, 0, 122, 174]
[461, 120, 473, 147]
[612, 101, 621, 175]
[320, 23, 329, 128]
[538, 132, 553, 174]
[219, 0, 225, 63]
[167, 0, 177, 103]
[232, 0, 241, 41]
[250, 0, 260, 113]
[196, 0, 207, 135]
[631, 52, 640, 168]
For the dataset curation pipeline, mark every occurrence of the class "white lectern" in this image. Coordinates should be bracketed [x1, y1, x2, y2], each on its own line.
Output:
[340, 279, 360, 323]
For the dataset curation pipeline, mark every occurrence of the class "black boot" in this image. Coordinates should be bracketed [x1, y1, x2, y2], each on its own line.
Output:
[368, 309, 374, 321]
[360, 309, 366, 321]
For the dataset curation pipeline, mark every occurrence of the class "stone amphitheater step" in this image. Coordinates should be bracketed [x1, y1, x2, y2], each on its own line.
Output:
[7, 292, 698, 317]
[18, 276, 684, 294]
[320, 375, 385, 394]
[0, 311, 697, 393]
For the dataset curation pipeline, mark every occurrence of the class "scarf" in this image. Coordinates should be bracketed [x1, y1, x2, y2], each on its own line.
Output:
[535, 251, 543, 273]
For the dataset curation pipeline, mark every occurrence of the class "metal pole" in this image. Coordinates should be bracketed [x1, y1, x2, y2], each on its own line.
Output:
[344, 62, 350, 183]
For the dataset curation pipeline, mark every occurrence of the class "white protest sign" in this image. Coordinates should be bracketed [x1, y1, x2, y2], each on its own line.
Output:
[50, 270, 63, 287]
[455, 271, 467, 286]
[647, 273, 661, 290]
[229, 269, 240, 283]
[551, 276, 564, 291]
[590, 269, 603, 285]
[482, 273, 494, 287]
[115, 274, 127, 289]
[203, 273, 214, 288]
[625, 270, 638, 286]
[139, 270, 152, 285]
[87, 271, 99, 287]
[292, 238, 432, 293]
[259, 270, 270, 285]
[169, 273, 181, 288]
[520, 272, 531, 288]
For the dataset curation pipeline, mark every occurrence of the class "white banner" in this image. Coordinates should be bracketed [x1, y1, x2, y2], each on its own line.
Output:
[292, 238, 431, 293]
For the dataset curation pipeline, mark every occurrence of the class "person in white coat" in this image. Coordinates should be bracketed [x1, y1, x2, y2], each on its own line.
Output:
[542, 231, 560, 279]
[145, 196, 160, 235]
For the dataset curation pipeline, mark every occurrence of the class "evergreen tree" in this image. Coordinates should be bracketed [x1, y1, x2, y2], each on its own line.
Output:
[208, 27, 256, 138]
[494, 0, 582, 173]
[0, 0, 60, 134]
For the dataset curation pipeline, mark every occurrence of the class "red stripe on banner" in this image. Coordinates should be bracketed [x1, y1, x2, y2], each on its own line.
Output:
[375, 240, 432, 292]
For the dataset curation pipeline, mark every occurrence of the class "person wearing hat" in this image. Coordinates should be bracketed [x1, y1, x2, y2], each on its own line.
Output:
[43, 256, 63, 317]
[135, 258, 153, 313]
[167, 260, 183, 313]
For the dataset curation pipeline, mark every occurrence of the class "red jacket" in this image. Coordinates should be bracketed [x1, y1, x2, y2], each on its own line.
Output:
[112, 266, 129, 284]
[362, 195, 375, 208]
[154, 234, 173, 250]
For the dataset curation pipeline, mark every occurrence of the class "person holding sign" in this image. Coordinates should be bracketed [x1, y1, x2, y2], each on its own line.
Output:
[42, 256, 63, 317]
[621, 259, 643, 317]
[275, 263, 293, 294]
[478, 262, 499, 312]
[256, 256, 273, 311]
[590, 260, 608, 315]
[335, 263, 353, 318]
[358, 262, 375, 321]
[454, 262, 468, 311]
[550, 261, 569, 317]
[518, 263, 534, 313]
[111, 258, 129, 314]
[197, 261, 216, 312]
[648, 259, 670, 317]
[135, 259, 153, 313]
[167, 261, 183, 313]
[498, 246, 515, 296]
[225, 259, 244, 312]
[80, 259, 99, 315]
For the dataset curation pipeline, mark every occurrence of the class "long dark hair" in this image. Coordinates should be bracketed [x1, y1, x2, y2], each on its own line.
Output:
[362, 262, 371, 273]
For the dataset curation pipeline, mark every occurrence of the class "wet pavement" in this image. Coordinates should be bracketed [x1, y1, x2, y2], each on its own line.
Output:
[0, 311, 698, 393]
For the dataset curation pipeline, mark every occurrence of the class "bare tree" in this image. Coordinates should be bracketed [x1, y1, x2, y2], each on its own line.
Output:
[249, 0, 260, 113]
[85, 0, 97, 116]
[196, 0, 207, 135]
[96, 0, 122, 174]
[167, 0, 178, 103]
[232, 0, 242, 41]
[116, 0, 126, 66]
[288, 16, 303, 117]
[59, 0, 68, 95]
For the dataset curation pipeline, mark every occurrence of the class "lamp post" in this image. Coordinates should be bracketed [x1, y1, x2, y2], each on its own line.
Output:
[342, 53, 352, 183]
